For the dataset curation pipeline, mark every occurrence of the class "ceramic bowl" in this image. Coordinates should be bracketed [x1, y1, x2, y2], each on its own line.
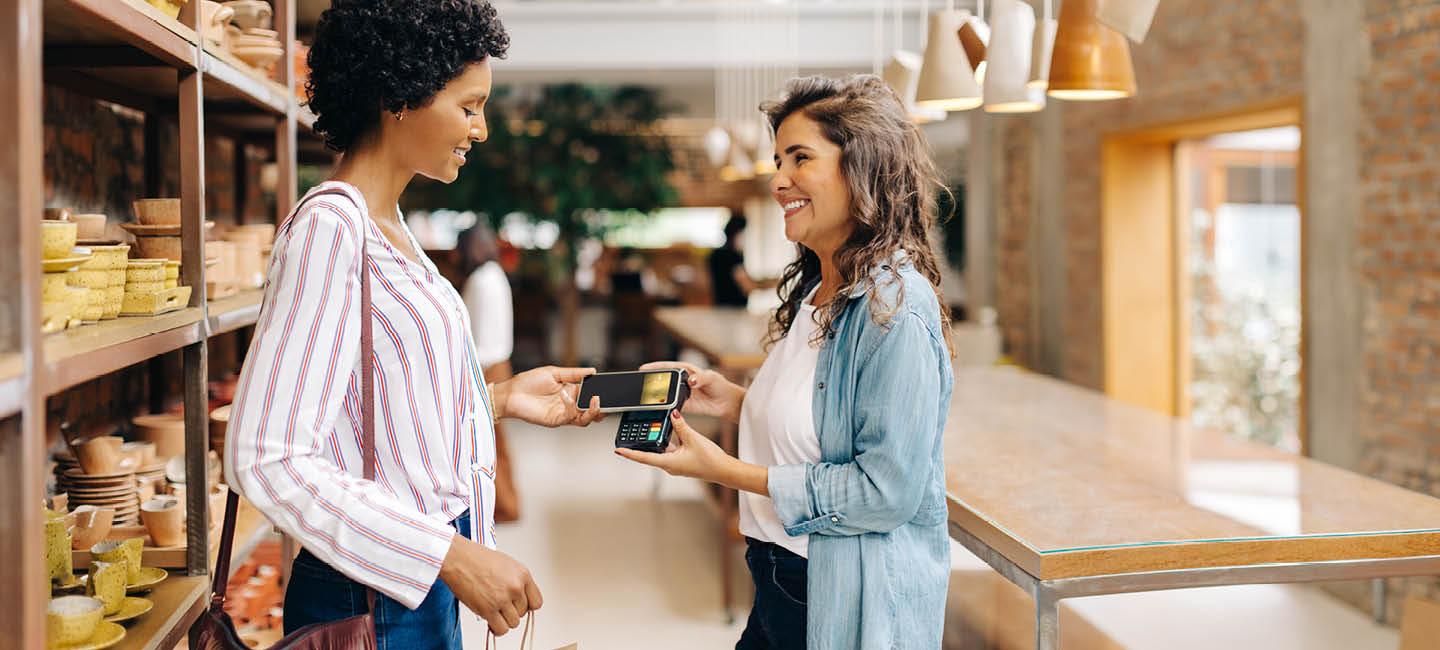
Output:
[121, 441, 157, 468]
[100, 286, 124, 320]
[131, 199, 181, 226]
[125, 260, 166, 284]
[42, 220, 78, 260]
[60, 286, 90, 320]
[42, 271, 71, 301]
[164, 260, 180, 281]
[90, 539, 141, 584]
[46, 596, 104, 645]
[223, 0, 272, 30]
[131, 235, 182, 261]
[124, 281, 166, 295]
[79, 244, 131, 271]
[74, 213, 107, 240]
[69, 270, 110, 290]
[75, 436, 129, 475]
[44, 207, 73, 222]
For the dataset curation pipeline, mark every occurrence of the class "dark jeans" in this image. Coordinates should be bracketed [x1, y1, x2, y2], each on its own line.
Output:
[283, 512, 470, 650]
[736, 537, 808, 650]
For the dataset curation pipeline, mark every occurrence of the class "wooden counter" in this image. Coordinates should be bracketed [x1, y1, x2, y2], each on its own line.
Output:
[944, 366, 1440, 580]
[652, 306, 770, 370]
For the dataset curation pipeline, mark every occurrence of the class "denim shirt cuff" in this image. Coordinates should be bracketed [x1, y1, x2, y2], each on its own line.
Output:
[769, 463, 847, 536]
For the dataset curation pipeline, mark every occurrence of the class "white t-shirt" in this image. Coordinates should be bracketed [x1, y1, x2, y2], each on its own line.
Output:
[460, 261, 514, 367]
[738, 296, 822, 558]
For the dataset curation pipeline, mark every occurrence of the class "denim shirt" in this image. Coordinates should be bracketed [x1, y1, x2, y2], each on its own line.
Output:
[766, 253, 954, 650]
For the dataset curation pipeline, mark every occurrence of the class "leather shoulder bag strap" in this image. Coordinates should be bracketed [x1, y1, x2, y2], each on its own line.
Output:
[213, 187, 379, 608]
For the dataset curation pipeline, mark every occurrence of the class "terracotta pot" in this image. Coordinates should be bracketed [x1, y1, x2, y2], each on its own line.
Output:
[132, 198, 181, 226]
[132, 413, 185, 459]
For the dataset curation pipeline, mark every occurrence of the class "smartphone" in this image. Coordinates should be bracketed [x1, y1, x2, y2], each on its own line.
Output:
[576, 369, 688, 413]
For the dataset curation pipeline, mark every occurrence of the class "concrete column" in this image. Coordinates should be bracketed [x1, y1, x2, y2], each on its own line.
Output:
[1033, 103, 1067, 377]
[1301, 0, 1367, 469]
[966, 110, 995, 318]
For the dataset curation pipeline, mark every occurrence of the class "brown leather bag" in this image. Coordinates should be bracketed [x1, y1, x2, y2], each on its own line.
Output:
[194, 189, 380, 650]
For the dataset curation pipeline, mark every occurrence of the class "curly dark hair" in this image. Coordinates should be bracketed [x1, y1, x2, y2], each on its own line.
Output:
[761, 75, 954, 354]
[306, 0, 510, 152]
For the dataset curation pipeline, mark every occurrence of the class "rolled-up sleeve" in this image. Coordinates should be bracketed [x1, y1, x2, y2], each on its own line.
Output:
[768, 312, 944, 537]
[223, 203, 455, 609]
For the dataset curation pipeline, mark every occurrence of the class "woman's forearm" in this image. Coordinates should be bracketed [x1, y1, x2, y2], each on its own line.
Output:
[713, 455, 769, 497]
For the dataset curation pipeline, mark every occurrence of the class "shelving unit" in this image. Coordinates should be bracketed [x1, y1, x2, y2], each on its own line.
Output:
[1, 0, 306, 647]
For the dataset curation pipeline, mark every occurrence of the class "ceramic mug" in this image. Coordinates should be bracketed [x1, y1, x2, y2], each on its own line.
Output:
[45, 513, 75, 583]
[74, 435, 124, 475]
[87, 560, 127, 615]
[141, 496, 185, 547]
[68, 505, 115, 551]
[46, 596, 103, 646]
[91, 538, 142, 584]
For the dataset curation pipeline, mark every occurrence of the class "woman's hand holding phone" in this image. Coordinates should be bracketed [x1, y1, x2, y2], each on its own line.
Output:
[638, 361, 746, 423]
[494, 366, 605, 427]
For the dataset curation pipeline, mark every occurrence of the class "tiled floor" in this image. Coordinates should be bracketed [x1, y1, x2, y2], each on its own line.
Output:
[464, 421, 1399, 650]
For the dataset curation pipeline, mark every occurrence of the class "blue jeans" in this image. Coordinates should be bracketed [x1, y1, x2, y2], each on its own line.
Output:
[283, 512, 470, 650]
[736, 537, 808, 650]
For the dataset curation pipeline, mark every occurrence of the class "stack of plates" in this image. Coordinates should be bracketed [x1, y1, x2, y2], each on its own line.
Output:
[58, 467, 139, 526]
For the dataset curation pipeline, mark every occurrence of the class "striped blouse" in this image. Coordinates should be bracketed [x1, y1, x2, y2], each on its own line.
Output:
[225, 181, 497, 609]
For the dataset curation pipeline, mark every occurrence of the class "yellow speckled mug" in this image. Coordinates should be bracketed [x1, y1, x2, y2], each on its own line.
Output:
[47, 596, 103, 646]
[90, 538, 143, 584]
[87, 560, 126, 615]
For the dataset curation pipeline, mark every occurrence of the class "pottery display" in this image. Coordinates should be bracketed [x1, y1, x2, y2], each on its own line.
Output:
[209, 405, 231, 460]
[46, 596, 104, 646]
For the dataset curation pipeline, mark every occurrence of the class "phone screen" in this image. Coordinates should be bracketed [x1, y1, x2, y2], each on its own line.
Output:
[577, 371, 677, 409]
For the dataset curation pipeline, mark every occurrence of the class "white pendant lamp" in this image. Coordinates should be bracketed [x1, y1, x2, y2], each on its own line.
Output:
[958, 4, 990, 85]
[1098, 0, 1162, 44]
[915, 8, 983, 112]
[703, 126, 731, 168]
[1028, 0, 1059, 89]
[984, 0, 1045, 113]
[885, 50, 947, 123]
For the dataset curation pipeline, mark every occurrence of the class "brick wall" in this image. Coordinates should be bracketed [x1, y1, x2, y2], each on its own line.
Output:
[1353, 0, 1440, 620]
[996, 118, 1034, 365]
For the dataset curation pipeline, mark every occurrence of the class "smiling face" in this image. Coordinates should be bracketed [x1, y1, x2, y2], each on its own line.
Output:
[771, 113, 854, 254]
[384, 60, 492, 183]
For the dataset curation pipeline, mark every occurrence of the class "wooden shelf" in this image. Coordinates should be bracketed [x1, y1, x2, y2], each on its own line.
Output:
[42, 307, 205, 395]
[43, 0, 199, 71]
[202, 47, 290, 115]
[207, 289, 265, 336]
[109, 575, 208, 650]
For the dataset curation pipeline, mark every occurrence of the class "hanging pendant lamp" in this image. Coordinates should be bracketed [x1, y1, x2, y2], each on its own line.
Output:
[1027, 0, 1058, 89]
[1047, 0, 1137, 100]
[916, 8, 983, 112]
[1097, 0, 1161, 43]
[885, 50, 947, 122]
[957, 12, 990, 85]
[984, 0, 1045, 113]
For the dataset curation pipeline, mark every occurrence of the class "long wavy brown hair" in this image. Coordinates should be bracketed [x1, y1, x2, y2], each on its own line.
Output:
[761, 75, 953, 354]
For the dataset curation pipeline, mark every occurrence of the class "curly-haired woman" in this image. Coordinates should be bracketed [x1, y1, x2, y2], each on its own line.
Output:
[619, 75, 956, 650]
[223, 2, 602, 647]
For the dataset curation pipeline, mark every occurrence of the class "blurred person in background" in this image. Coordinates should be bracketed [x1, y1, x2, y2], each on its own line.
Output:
[619, 75, 955, 650]
[707, 213, 775, 307]
[458, 222, 520, 523]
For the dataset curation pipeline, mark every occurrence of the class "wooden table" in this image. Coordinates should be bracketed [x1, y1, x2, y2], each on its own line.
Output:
[652, 306, 770, 371]
[947, 366, 1440, 650]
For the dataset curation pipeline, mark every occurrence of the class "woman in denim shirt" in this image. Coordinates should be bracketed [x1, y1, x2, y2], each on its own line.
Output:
[619, 75, 955, 650]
